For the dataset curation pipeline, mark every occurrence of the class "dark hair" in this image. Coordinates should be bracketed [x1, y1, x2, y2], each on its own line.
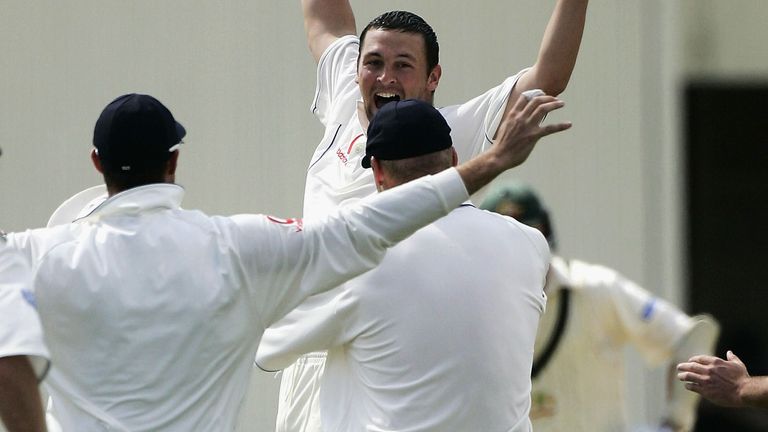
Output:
[537, 210, 557, 251]
[100, 159, 170, 192]
[378, 148, 453, 184]
[359, 11, 439, 75]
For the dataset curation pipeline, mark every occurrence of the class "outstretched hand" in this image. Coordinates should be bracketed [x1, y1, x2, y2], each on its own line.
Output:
[494, 93, 572, 169]
[456, 92, 571, 195]
[676, 351, 749, 407]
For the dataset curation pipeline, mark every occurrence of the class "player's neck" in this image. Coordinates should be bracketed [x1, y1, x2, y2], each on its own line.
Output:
[357, 101, 370, 131]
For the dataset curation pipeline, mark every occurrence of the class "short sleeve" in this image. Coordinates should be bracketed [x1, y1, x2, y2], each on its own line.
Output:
[256, 286, 357, 371]
[311, 35, 360, 126]
[440, 68, 528, 163]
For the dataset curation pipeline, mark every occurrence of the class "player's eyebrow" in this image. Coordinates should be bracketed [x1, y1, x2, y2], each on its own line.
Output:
[362, 51, 418, 62]
[394, 52, 417, 62]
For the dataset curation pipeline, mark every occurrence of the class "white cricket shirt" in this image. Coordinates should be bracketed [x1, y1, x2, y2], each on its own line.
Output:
[268, 34, 526, 432]
[259, 207, 549, 432]
[303, 35, 524, 218]
[0, 240, 49, 377]
[7, 169, 468, 432]
[530, 256, 695, 432]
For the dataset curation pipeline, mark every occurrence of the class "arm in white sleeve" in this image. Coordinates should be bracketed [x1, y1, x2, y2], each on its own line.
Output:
[598, 267, 693, 365]
[0, 244, 49, 380]
[598, 264, 716, 431]
[5, 226, 70, 270]
[256, 286, 356, 371]
[238, 168, 468, 325]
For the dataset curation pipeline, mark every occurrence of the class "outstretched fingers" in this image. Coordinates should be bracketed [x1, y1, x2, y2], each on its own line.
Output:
[677, 362, 710, 385]
[686, 355, 719, 365]
[519, 95, 571, 137]
[489, 92, 572, 170]
[539, 120, 572, 137]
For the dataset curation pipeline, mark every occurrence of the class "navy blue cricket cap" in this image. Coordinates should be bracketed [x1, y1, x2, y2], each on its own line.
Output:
[93, 93, 186, 171]
[361, 99, 452, 169]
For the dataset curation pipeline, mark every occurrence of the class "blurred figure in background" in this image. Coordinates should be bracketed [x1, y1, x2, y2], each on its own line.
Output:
[481, 181, 720, 432]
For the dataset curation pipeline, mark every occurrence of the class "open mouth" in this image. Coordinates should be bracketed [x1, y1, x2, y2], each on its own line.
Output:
[374, 92, 401, 109]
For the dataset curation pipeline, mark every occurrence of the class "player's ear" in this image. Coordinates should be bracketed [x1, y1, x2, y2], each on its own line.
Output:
[427, 64, 442, 92]
[91, 149, 104, 174]
[166, 151, 179, 175]
[370, 157, 386, 192]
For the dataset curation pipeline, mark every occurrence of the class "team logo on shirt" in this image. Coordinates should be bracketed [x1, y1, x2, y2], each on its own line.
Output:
[266, 216, 304, 232]
[336, 133, 365, 166]
[21, 289, 38, 309]
[335, 148, 349, 165]
[641, 298, 657, 322]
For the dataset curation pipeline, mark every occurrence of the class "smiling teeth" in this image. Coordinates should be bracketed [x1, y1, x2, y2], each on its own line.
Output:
[377, 92, 398, 98]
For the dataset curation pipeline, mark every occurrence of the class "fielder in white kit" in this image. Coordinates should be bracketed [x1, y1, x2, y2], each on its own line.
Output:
[6, 88, 569, 431]
[258, 99, 550, 431]
[260, 1, 588, 430]
[481, 182, 721, 432]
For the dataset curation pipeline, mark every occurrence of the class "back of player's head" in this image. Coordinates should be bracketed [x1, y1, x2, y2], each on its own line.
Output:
[481, 181, 557, 249]
[93, 94, 186, 191]
[362, 99, 453, 183]
[360, 10, 439, 74]
[362, 99, 451, 166]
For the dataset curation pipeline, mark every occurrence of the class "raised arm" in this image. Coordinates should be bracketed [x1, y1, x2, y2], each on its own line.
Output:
[250, 94, 569, 324]
[302, 0, 357, 63]
[506, 0, 589, 116]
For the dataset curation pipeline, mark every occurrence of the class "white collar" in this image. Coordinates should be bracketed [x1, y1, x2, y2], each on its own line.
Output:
[81, 183, 185, 221]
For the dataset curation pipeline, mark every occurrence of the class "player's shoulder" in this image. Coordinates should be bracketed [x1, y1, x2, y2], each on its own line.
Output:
[473, 207, 550, 253]
[318, 34, 360, 69]
[476, 207, 542, 233]
[559, 258, 623, 292]
[0, 235, 27, 272]
[326, 34, 359, 52]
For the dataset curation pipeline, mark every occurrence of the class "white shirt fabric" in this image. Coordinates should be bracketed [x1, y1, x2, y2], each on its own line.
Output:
[530, 256, 695, 432]
[6, 169, 468, 432]
[267, 35, 525, 432]
[0, 239, 49, 377]
[258, 206, 549, 432]
[303, 35, 523, 219]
